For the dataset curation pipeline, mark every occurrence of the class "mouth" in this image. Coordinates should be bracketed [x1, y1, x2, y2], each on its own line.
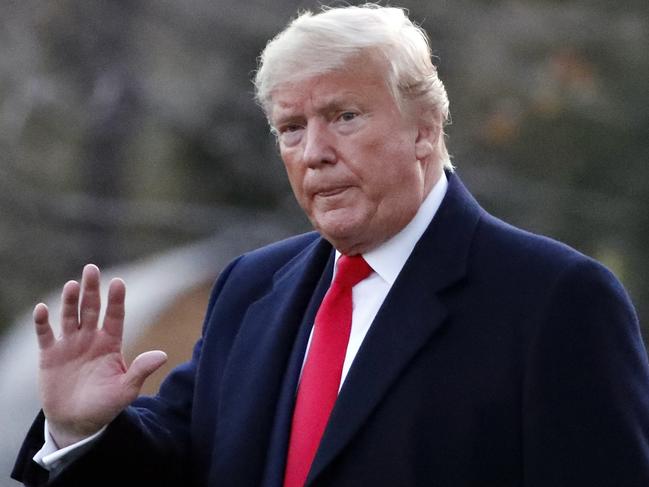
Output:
[315, 186, 352, 198]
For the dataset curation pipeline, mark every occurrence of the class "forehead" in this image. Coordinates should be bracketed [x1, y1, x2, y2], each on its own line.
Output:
[269, 63, 396, 122]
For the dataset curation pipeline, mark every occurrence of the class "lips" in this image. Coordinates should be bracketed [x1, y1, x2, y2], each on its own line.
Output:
[316, 186, 351, 197]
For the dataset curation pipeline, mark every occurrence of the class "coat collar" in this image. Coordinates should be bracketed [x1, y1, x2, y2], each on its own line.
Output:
[307, 171, 483, 484]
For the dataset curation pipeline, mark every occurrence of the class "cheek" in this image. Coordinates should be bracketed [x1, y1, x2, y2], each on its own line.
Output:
[361, 141, 416, 188]
[282, 159, 308, 202]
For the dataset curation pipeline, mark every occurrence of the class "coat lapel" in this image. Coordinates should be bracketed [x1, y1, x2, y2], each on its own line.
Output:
[211, 235, 333, 487]
[261, 250, 335, 487]
[307, 172, 483, 484]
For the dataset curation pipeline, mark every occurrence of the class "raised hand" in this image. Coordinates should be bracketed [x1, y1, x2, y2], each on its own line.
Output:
[34, 264, 168, 448]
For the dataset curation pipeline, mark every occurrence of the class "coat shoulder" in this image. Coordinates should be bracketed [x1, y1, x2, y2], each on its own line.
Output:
[475, 210, 608, 279]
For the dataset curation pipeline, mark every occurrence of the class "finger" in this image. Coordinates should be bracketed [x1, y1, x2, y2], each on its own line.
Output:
[60, 280, 81, 335]
[79, 264, 101, 330]
[103, 278, 126, 338]
[34, 303, 55, 350]
[124, 350, 168, 392]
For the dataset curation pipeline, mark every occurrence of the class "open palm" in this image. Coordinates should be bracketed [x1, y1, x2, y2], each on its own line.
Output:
[35, 264, 167, 447]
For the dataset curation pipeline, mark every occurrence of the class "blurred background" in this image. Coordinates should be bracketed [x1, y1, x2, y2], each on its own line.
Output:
[1, 0, 648, 484]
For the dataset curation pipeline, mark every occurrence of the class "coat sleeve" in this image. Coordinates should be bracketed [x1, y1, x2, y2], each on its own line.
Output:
[11, 257, 243, 487]
[523, 258, 649, 486]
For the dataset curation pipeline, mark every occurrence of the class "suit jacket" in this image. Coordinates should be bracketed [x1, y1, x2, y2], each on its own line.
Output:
[13, 172, 649, 486]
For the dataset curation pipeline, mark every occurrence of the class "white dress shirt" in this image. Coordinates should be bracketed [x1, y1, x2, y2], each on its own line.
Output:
[35, 172, 449, 471]
[332, 172, 448, 388]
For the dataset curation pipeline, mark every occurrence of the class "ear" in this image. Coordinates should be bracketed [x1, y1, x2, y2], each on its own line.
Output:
[414, 122, 440, 160]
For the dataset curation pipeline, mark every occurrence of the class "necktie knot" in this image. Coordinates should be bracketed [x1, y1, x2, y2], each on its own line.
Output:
[334, 255, 372, 288]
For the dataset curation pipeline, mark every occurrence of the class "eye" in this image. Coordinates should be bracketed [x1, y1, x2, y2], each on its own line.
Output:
[277, 123, 303, 134]
[338, 112, 357, 122]
[276, 123, 304, 147]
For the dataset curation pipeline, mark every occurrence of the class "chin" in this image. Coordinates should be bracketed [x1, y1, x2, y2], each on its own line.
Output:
[316, 226, 354, 251]
[319, 229, 371, 255]
[312, 211, 374, 252]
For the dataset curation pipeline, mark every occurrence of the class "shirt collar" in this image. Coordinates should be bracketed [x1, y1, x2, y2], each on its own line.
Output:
[334, 171, 448, 285]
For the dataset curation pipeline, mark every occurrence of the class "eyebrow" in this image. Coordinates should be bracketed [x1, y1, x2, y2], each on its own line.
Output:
[315, 92, 364, 112]
[272, 92, 365, 126]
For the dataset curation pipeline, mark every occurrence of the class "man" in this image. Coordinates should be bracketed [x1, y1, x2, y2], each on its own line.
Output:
[12, 4, 649, 486]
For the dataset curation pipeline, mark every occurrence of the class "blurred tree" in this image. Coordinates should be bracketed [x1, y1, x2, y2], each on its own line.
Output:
[1, 0, 648, 345]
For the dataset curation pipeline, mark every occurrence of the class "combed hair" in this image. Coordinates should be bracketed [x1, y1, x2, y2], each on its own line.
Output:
[253, 3, 452, 168]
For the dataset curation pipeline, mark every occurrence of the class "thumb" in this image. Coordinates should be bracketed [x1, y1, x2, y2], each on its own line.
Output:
[124, 350, 168, 392]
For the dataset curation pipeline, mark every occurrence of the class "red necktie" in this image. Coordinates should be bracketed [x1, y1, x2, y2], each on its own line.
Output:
[283, 254, 373, 487]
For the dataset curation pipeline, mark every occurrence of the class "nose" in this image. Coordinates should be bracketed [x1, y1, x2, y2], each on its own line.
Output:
[302, 120, 336, 168]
